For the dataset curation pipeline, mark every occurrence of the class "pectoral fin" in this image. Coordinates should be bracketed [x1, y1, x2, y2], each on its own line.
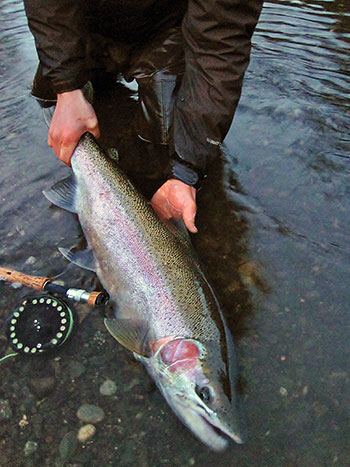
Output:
[104, 318, 152, 357]
[43, 175, 78, 213]
[59, 247, 97, 272]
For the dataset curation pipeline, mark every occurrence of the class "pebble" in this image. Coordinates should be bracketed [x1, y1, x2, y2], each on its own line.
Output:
[279, 387, 288, 397]
[24, 441, 38, 457]
[32, 414, 43, 438]
[59, 431, 77, 461]
[68, 361, 86, 378]
[76, 404, 105, 423]
[20, 397, 36, 413]
[28, 376, 57, 399]
[25, 256, 36, 265]
[77, 424, 96, 442]
[99, 379, 117, 396]
[0, 399, 13, 422]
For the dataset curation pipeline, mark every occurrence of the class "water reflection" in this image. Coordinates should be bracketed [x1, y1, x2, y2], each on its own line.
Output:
[1, 0, 350, 465]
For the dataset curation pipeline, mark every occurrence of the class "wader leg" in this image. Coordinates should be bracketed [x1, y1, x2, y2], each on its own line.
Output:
[125, 26, 185, 147]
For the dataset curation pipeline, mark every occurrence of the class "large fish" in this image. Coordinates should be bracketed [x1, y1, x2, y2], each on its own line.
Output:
[44, 133, 246, 451]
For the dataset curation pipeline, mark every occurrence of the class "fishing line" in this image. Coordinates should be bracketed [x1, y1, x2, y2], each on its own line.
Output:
[0, 352, 18, 363]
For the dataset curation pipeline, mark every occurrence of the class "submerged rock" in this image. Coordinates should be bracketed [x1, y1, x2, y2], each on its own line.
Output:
[59, 431, 78, 461]
[0, 399, 13, 422]
[28, 376, 57, 399]
[76, 404, 105, 423]
[68, 361, 86, 378]
[24, 440, 38, 457]
[99, 379, 117, 396]
[25, 256, 36, 265]
[77, 424, 96, 442]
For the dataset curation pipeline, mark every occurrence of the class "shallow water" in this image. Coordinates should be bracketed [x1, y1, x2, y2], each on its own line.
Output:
[0, 1, 349, 465]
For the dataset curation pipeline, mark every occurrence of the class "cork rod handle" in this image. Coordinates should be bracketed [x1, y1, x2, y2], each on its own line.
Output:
[0, 267, 49, 291]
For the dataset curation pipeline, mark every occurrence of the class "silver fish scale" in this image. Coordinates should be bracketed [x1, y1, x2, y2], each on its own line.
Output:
[71, 135, 224, 345]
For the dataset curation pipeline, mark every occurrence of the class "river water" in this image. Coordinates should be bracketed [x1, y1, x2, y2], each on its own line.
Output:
[0, 1, 349, 465]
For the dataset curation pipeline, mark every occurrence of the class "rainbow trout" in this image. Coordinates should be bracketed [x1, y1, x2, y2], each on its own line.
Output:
[44, 133, 246, 450]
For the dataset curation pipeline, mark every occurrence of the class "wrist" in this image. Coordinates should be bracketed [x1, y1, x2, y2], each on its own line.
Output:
[169, 159, 204, 189]
[57, 88, 84, 102]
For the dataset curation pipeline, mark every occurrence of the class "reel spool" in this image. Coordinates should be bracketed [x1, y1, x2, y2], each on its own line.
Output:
[5, 294, 77, 355]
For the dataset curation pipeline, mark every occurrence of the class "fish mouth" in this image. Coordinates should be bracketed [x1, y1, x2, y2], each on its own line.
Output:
[199, 412, 246, 447]
[164, 394, 246, 451]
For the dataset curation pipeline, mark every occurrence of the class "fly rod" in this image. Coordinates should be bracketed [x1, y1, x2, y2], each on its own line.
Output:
[0, 266, 109, 306]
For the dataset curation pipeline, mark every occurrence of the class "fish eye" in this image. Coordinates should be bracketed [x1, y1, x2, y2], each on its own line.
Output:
[196, 385, 212, 403]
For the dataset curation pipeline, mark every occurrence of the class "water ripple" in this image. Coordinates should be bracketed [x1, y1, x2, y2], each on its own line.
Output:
[254, 0, 350, 109]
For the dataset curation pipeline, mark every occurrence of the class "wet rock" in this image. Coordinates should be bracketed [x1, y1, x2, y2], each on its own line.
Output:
[119, 440, 138, 466]
[124, 377, 141, 392]
[25, 256, 36, 265]
[28, 376, 57, 399]
[19, 414, 29, 428]
[24, 440, 38, 457]
[77, 424, 96, 442]
[0, 399, 13, 421]
[19, 396, 36, 413]
[68, 361, 86, 378]
[59, 431, 78, 461]
[76, 404, 105, 423]
[99, 379, 117, 396]
[279, 387, 288, 397]
[32, 413, 43, 438]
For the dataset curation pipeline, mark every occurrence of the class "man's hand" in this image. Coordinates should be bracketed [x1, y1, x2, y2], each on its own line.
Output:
[151, 179, 198, 233]
[48, 89, 100, 165]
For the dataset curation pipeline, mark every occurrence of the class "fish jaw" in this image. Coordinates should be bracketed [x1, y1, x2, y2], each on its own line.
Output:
[156, 381, 246, 451]
[138, 338, 247, 451]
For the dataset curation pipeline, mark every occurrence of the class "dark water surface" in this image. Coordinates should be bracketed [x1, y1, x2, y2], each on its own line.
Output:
[1, 1, 349, 465]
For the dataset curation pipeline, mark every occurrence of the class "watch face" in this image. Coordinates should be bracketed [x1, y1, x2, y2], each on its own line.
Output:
[6, 294, 76, 355]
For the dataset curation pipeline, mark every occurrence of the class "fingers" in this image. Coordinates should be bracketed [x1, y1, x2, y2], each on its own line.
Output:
[151, 180, 198, 233]
[48, 128, 79, 166]
[151, 189, 173, 220]
[48, 122, 100, 166]
[48, 89, 100, 166]
[181, 185, 198, 233]
[151, 195, 169, 219]
[90, 122, 100, 140]
[59, 141, 78, 167]
[182, 199, 198, 234]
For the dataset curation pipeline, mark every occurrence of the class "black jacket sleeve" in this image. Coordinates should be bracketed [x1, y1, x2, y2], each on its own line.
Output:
[170, 0, 263, 185]
[23, 0, 88, 94]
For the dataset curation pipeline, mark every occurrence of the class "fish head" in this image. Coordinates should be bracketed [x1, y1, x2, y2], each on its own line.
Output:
[142, 337, 246, 451]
